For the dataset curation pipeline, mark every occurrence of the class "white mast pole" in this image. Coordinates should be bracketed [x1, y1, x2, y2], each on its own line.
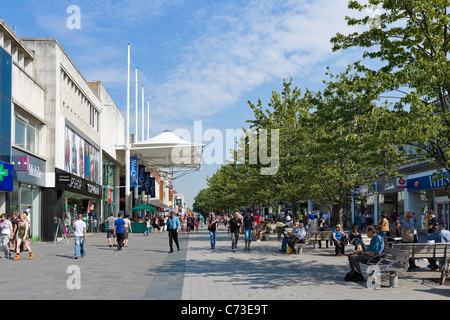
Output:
[147, 100, 150, 140]
[135, 67, 138, 143]
[125, 44, 131, 216]
[141, 86, 144, 141]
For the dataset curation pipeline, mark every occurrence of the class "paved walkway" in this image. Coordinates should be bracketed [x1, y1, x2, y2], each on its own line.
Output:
[0, 227, 449, 300]
[182, 228, 450, 300]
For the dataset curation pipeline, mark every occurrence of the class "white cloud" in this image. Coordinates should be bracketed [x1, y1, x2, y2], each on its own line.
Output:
[157, 0, 359, 119]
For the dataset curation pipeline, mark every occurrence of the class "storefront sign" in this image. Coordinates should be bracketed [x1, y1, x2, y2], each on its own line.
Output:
[86, 183, 100, 196]
[397, 178, 407, 188]
[13, 149, 46, 187]
[0, 161, 13, 191]
[346, 184, 375, 197]
[407, 172, 450, 192]
[376, 178, 398, 194]
[56, 168, 102, 199]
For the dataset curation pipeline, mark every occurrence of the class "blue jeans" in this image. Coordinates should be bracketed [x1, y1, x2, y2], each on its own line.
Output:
[74, 236, 85, 257]
[144, 227, 150, 236]
[210, 231, 216, 248]
[245, 229, 253, 241]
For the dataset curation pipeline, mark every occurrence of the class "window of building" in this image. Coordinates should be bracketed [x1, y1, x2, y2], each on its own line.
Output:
[14, 111, 39, 154]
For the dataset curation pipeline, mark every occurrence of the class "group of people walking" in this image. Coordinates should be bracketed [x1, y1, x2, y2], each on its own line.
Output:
[105, 211, 183, 254]
[207, 211, 271, 253]
[0, 212, 34, 261]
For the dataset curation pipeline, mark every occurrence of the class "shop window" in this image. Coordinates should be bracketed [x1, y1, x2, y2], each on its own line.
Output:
[14, 112, 39, 154]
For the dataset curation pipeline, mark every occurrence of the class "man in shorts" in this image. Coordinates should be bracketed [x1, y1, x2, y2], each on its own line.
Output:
[105, 212, 117, 247]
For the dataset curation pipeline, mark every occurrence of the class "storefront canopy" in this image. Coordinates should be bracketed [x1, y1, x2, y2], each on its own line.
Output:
[132, 204, 157, 212]
[127, 130, 204, 172]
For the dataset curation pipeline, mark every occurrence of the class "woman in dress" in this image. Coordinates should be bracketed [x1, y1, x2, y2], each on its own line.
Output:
[13, 213, 34, 260]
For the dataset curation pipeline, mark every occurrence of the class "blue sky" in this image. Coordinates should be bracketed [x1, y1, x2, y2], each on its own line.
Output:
[2, 0, 367, 208]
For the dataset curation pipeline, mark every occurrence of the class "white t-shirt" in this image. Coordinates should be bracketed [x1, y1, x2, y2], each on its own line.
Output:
[1, 220, 11, 235]
[73, 220, 86, 237]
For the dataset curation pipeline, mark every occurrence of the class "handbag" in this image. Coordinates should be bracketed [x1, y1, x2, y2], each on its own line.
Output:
[402, 227, 414, 243]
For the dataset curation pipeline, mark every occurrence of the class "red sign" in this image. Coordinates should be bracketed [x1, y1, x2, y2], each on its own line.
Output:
[108, 188, 112, 203]
[397, 178, 407, 188]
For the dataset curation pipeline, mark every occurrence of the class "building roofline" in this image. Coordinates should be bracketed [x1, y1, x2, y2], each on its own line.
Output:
[0, 17, 35, 59]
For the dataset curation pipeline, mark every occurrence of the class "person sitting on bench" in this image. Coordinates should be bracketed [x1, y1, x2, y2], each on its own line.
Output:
[345, 226, 384, 282]
[288, 222, 307, 254]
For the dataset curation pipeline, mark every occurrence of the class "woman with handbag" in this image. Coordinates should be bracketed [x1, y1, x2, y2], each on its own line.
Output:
[402, 211, 420, 269]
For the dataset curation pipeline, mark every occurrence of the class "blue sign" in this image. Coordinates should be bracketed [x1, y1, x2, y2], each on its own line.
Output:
[130, 156, 138, 187]
[138, 165, 145, 192]
[144, 172, 155, 197]
[407, 172, 450, 192]
[0, 161, 13, 191]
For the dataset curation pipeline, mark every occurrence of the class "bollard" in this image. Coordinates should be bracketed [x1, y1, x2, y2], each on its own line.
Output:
[389, 272, 398, 288]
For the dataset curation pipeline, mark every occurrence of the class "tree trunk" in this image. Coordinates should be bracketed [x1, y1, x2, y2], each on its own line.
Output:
[331, 204, 344, 228]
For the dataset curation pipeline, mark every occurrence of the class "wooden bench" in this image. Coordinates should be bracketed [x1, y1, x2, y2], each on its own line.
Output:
[366, 247, 410, 288]
[306, 231, 333, 248]
[275, 226, 285, 239]
[392, 243, 450, 285]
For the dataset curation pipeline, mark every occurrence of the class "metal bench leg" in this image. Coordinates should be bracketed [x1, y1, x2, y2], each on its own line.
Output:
[389, 272, 398, 288]
[297, 245, 302, 255]
[440, 257, 449, 285]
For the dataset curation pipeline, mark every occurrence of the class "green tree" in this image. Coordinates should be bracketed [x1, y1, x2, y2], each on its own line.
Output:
[247, 80, 317, 220]
[331, 0, 450, 195]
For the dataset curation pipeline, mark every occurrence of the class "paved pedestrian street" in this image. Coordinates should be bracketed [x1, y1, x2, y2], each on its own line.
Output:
[0, 227, 449, 301]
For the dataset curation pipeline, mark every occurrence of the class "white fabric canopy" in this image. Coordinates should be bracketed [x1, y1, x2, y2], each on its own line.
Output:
[129, 130, 204, 171]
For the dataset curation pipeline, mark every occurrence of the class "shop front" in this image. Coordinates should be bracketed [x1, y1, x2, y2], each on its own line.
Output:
[407, 171, 450, 231]
[376, 178, 405, 223]
[10, 148, 46, 241]
[55, 168, 102, 233]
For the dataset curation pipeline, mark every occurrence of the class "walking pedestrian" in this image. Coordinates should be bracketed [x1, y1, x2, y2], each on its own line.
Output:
[208, 214, 219, 249]
[228, 212, 241, 252]
[426, 210, 437, 235]
[159, 215, 166, 233]
[73, 214, 86, 259]
[152, 216, 159, 234]
[114, 213, 126, 251]
[144, 217, 151, 236]
[243, 211, 255, 252]
[1, 214, 12, 259]
[124, 214, 132, 247]
[378, 214, 389, 240]
[166, 212, 180, 253]
[195, 218, 199, 233]
[105, 212, 117, 247]
[10, 212, 18, 252]
[13, 213, 34, 260]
